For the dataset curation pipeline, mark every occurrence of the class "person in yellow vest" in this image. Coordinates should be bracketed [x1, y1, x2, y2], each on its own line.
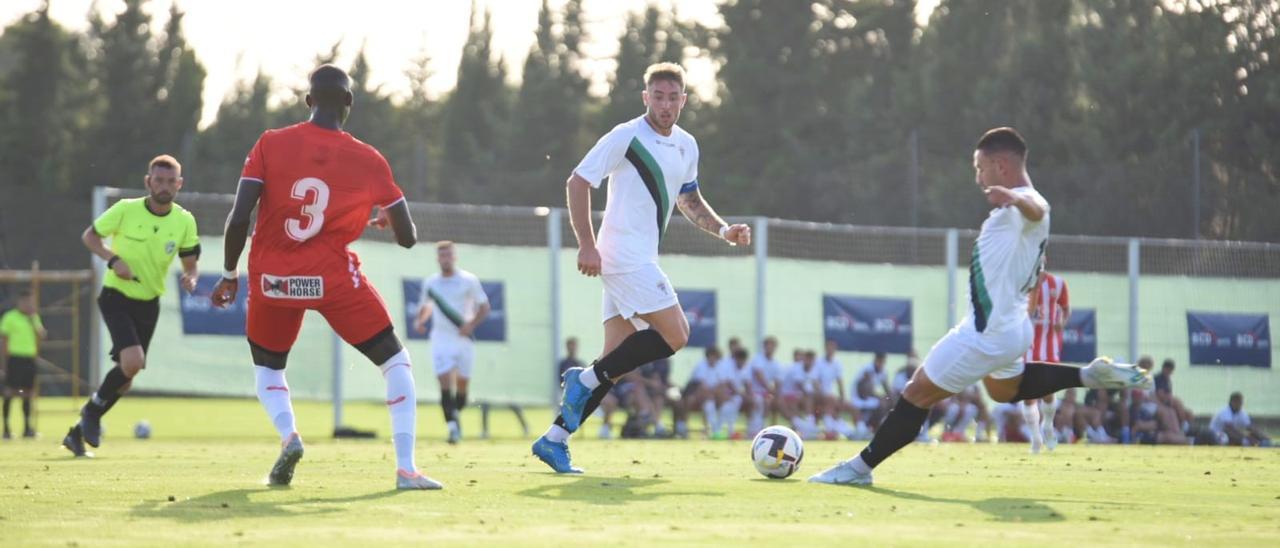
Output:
[2, 290, 46, 439]
[61, 155, 200, 457]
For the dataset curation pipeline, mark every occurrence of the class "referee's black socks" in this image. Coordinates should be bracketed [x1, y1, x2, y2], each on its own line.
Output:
[90, 365, 132, 414]
[1012, 361, 1084, 402]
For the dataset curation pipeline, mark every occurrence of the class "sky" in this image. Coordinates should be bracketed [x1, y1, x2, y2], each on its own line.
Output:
[1, 0, 938, 128]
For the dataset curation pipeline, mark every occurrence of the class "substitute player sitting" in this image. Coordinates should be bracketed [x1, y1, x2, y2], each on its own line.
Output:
[212, 65, 440, 490]
[413, 241, 490, 445]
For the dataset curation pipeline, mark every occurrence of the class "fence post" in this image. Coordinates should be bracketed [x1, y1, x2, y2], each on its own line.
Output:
[754, 216, 768, 350]
[548, 208, 563, 405]
[89, 186, 108, 391]
[1128, 238, 1140, 362]
[945, 228, 958, 329]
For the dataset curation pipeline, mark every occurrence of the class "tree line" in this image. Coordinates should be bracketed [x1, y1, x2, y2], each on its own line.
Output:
[1, 0, 1277, 273]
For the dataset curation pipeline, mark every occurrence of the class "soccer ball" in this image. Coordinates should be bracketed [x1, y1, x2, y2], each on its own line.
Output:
[133, 420, 152, 439]
[751, 425, 804, 479]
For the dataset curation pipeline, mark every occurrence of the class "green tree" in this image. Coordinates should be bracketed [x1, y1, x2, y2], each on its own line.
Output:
[0, 2, 90, 192]
[79, 0, 205, 190]
[193, 72, 274, 191]
[440, 3, 509, 202]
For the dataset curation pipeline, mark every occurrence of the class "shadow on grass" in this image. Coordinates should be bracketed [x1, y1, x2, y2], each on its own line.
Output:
[865, 486, 1066, 523]
[516, 476, 719, 505]
[130, 487, 403, 522]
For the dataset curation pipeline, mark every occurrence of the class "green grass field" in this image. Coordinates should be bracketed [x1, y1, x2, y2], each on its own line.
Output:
[2, 398, 1278, 547]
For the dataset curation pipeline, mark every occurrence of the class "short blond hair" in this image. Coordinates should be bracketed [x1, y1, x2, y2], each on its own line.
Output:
[436, 240, 455, 250]
[644, 62, 685, 91]
[149, 154, 181, 174]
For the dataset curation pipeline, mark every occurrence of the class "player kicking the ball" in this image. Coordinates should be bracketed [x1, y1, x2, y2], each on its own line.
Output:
[809, 128, 1152, 486]
[532, 62, 751, 473]
[212, 65, 441, 490]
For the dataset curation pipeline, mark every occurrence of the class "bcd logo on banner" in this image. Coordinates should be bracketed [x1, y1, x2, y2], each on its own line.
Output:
[1060, 308, 1097, 363]
[178, 273, 248, 335]
[677, 289, 717, 348]
[823, 295, 912, 353]
[1187, 311, 1271, 368]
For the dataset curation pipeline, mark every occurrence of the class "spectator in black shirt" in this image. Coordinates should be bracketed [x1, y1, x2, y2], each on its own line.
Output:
[1152, 358, 1193, 432]
[558, 337, 585, 376]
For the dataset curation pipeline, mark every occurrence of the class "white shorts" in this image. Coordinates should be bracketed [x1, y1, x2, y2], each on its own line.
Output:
[922, 322, 1032, 394]
[432, 341, 475, 378]
[601, 263, 680, 327]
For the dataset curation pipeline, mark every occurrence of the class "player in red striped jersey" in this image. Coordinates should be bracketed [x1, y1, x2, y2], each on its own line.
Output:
[1022, 260, 1070, 453]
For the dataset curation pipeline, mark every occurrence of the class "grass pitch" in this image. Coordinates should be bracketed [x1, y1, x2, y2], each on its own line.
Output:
[2, 398, 1278, 547]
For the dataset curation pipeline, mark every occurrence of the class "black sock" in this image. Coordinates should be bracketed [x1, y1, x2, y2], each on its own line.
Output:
[858, 396, 930, 469]
[592, 330, 675, 384]
[1013, 362, 1084, 402]
[440, 389, 456, 423]
[92, 365, 132, 413]
[22, 398, 31, 431]
[455, 392, 468, 414]
[2, 396, 10, 432]
[554, 381, 615, 431]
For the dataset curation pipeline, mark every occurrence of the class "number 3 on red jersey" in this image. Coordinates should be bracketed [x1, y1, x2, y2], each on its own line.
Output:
[285, 177, 330, 241]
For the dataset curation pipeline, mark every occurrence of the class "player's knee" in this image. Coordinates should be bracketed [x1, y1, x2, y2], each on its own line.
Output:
[120, 348, 146, 377]
[662, 330, 688, 353]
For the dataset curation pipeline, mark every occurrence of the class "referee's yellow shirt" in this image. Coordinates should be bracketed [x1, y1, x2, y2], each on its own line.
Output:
[0, 309, 42, 357]
[93, 197, 199, 301]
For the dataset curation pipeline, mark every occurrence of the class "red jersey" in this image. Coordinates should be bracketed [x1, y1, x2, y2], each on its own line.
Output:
[241, 122, 404, 305]
[1026, 272, 1069, 362]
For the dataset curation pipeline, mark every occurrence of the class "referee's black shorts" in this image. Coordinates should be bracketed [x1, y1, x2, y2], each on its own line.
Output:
[3, 356, 36, 390]
[98, 287, 160, 362]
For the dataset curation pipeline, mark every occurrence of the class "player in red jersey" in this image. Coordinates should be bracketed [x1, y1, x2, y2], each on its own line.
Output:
[1021, 260, 1070, 453]
[211, 65, 441, 490]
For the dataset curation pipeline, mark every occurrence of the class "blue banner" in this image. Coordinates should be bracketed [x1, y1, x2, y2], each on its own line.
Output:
[178, 273, 248, 335]
[402, 278, 505, 342]
[823, 295, 912, 353]
[1060, 308, 1097, 363]
[678, 289, 717, 348]
[1187, 311, 1271, 368]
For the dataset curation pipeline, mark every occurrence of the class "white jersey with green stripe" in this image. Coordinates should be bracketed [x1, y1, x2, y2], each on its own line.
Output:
[963, 186, 1050, 335]
[573, 115, 699, 275]
[420, 269, 489, 345]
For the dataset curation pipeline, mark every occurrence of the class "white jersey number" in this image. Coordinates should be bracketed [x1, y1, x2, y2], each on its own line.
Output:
[284, 177, 330, 242]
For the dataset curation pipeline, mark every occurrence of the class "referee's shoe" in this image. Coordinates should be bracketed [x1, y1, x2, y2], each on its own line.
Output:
[61, 425, 90, 458]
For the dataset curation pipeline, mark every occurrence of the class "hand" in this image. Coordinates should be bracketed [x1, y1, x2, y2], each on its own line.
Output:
[458, 324, 476, 338]
[577, 246, 602, 277]
[983, 185, 1019, 207]
[368, 207, 390, 230]
[724, 224, 751, 246]
[211, 277, 239, 309]
[111, 258, 135, 280]
[414, 320, 427, 335]
[180, 272, 198, 294]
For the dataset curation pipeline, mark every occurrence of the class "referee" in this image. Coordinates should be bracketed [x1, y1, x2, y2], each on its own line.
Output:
[62, 155, 200, 457]
[2, 290, 46, 439]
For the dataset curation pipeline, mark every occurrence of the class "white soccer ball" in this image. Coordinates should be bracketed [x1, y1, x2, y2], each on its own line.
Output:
[751, 425, 804, 479]
[133, 420, 152, 439]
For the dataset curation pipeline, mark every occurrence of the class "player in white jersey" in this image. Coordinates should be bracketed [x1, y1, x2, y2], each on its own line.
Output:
[533, 63, 751, 473]
[815, 339, 857, 439]
[811, 128, 1152, 486]
[413, 241, 490, 444]
[745, 336, 781, 435]
[680, 346, 723, 437]
[715, 348, 754, 439]
[777, 350, 822, 438]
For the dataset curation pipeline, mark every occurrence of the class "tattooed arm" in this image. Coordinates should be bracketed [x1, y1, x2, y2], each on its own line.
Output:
[676, 188, 751, 246]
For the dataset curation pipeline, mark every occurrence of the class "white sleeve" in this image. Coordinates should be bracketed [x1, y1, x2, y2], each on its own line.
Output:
[418, 279, 430, 308]
[573, 125, 631, 188]
[685, 136, 700, 184]
[471, 276, 490, 305]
